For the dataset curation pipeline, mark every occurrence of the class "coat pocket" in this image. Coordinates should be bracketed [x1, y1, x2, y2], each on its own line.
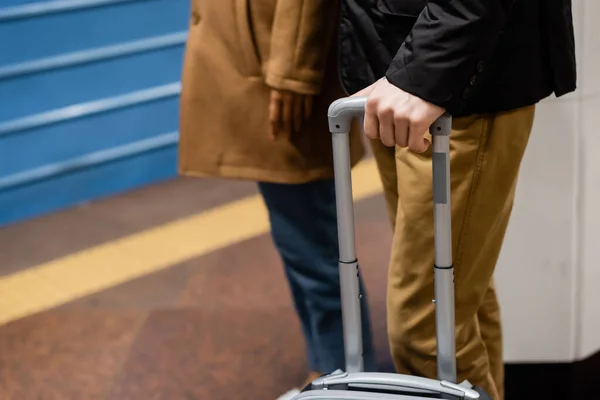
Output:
[376, 0, 424, 56]
[235, 0, 262, 77]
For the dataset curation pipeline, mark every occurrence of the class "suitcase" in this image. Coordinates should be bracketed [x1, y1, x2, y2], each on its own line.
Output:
[293, 97, 493, 399]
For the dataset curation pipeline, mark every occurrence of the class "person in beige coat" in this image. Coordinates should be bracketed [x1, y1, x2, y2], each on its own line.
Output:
[178, 1, 376, 397]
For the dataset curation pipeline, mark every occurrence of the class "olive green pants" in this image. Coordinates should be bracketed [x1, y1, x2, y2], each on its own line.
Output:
[370, 105, 536, 400]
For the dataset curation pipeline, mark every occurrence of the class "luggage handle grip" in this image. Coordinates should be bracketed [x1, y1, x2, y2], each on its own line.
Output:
[327, 97, 457, 382]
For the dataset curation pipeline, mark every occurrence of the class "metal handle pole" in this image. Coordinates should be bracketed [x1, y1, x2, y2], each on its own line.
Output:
[430, 114, 456, 383]
[327, 98, 455, 381]
[328, 97, 368, 373]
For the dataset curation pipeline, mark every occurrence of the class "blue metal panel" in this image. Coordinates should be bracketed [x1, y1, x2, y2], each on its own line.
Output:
[0, 0, 189, 64]
[0, 88, 180, 175]
[0, 0, 189, 226]
[0, 34, 186, 121]
[0, 142, 178, 227]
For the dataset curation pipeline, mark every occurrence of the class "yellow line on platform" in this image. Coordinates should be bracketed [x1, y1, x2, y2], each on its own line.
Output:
[0, 159, 382, 325]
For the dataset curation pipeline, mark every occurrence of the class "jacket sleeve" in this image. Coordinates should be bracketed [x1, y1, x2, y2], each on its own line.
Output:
[265, 0, 339, 95]
[385, 0, 516, 114]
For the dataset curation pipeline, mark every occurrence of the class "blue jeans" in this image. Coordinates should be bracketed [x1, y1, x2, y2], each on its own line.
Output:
[258, 179, 376, 374]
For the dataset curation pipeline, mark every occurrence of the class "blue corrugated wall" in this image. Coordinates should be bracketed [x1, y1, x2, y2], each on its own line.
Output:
[0, 0, 189, 227]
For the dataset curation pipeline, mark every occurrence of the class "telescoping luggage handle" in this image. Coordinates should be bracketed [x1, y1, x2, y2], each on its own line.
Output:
[327, 97, 456, 383]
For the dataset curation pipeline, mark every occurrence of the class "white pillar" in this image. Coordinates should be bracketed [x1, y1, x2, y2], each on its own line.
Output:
[495, 0, 600, 363]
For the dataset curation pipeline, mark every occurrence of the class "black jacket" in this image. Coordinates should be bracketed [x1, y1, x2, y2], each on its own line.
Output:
[338, 0, 577, 116]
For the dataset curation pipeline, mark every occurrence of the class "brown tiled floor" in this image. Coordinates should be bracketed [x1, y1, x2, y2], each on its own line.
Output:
[0, 178, 393, 400]
[0, 177, 256, 276]
[1, 310, 145, 399]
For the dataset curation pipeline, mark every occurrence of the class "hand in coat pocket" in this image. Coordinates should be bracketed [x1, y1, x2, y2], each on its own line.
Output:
[268, 89, 314, 140]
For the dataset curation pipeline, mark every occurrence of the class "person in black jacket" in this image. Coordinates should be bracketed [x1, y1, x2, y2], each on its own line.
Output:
[338, 1, 576, 399]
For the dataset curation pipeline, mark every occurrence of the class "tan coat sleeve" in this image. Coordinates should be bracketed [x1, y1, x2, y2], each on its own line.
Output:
[265, 0, 339, 95]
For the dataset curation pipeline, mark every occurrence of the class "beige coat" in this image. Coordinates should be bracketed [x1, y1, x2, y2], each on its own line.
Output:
[178, 0, 364, 184]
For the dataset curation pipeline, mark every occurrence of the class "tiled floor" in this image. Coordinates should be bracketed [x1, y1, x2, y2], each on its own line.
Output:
[0, 176, 394, 399]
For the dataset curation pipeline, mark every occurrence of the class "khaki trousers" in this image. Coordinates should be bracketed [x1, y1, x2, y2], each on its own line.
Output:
[370, 106, 536, 400]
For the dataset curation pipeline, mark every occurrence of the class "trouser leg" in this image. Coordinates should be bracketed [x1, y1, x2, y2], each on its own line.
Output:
[371, 106, 535, 399]
[258, 179, 376, 373]
[478, 279, 504, 400]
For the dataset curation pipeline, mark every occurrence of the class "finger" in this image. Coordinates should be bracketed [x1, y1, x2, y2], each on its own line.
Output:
[293, 94, 303, 132]
[394, 115, 410, 148]
[363, 98, 380, 140]
[304, 96, 313, 120]
[269, 91, 282, 140]
[281, 92, 293, 138]
[269, 120, 276, 140]
[408, 122, 431, 153]
[378, 103, 396, 147]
